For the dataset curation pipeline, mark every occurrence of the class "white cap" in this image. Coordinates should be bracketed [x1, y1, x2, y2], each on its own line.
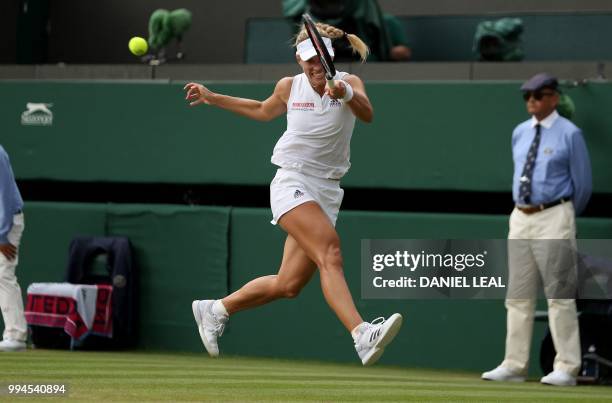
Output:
[296, 37, 334, 61]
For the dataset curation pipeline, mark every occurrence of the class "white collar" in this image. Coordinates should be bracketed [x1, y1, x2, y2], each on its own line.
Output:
[531, 110, 559, 129]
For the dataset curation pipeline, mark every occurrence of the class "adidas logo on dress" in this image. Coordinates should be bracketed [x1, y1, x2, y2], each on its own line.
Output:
[294, 190, 304, 199]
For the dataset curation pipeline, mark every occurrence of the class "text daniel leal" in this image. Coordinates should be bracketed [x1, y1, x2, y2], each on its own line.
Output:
[373, 276, 505, 288]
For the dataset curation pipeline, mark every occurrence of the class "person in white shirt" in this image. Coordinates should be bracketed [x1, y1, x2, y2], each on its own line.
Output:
[184, 22, 402, 365]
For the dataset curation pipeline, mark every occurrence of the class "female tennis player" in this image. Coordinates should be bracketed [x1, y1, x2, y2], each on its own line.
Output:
[185, 22, 402, 366]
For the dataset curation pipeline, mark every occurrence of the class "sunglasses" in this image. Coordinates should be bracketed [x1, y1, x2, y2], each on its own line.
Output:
[522, 90, 556, 101]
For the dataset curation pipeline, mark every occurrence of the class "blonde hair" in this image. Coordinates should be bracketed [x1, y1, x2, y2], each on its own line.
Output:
[294, 22, 369, 62]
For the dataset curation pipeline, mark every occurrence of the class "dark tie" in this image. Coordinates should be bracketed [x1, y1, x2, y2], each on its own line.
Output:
[518, 124, 541, 205]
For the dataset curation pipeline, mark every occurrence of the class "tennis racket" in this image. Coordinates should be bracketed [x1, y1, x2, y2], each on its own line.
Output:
[302, 13, 336, 88]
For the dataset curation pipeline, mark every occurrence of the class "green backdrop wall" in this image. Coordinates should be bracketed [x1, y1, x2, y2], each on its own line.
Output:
[5, 202, 612, 376]
[1, 80, 611, 192]
[11, 203, 230, 352]
[1, 78, 610, 375]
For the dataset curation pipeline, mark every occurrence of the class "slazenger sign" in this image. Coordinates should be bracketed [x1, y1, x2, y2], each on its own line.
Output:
[21, 102, 53, 126]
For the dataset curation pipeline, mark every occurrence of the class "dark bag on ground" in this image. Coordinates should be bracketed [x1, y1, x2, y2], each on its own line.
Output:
[30, 236, 138, 350]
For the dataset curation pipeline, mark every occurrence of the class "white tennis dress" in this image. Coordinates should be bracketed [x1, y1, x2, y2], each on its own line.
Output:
[270, 71, 356, 226]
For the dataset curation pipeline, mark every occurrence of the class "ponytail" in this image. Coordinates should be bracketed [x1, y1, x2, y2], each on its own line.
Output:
[294, 22, 369, 62]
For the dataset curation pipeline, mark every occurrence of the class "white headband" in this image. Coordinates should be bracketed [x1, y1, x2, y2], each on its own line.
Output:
[296, 37, 334, 61]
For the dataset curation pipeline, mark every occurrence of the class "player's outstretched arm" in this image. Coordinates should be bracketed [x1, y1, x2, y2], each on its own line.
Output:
[184, 77, 291, 122]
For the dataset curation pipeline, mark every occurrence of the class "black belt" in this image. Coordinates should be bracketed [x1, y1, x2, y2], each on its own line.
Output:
[516, 198, 569, 215]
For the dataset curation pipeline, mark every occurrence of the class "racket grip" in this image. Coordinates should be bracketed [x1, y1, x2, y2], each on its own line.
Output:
[327, 79, 335, 89]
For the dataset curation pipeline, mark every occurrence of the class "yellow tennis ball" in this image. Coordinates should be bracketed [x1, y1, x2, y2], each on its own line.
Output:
[128, 37, 148, 56]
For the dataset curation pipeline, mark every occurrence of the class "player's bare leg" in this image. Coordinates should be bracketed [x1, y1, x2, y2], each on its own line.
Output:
[279, 202, 403, 365]
[223, 235, 317, 312]
[193, 235, 316, 357]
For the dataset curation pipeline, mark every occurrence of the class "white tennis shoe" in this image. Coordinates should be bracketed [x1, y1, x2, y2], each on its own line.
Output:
[192, 300, 228, 357]
[0, 339, 26, 352]
[540, 370, 577, 386]
[481, 366, 526, 382]
[354, 313, 403, 366]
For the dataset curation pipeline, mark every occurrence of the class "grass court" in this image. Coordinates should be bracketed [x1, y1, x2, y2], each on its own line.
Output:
[1, 350, 611, 401]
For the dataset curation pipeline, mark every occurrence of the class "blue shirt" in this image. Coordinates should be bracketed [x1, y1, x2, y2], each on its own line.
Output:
[512, 111, 592, 215]
[0, 145, 24, 243]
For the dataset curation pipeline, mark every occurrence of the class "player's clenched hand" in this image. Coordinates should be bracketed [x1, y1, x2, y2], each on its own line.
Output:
[0, 243, 17, 261]
[184, 82, 216, 106]
[325, 80, 346, 100]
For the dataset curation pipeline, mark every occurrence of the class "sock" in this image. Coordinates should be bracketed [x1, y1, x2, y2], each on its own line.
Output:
[212, 300, 229, 318]
[351, 322, 367, 342]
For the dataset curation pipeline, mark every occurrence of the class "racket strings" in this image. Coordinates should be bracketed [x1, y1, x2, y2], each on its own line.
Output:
[305, 24, 335, 79]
